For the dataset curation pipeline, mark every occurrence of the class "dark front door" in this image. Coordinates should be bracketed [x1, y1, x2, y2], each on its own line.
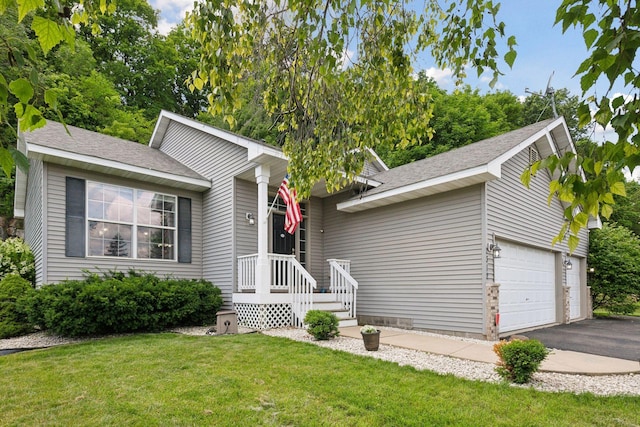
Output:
[272, 214, 295, 289]
[272, 213, 295, 255]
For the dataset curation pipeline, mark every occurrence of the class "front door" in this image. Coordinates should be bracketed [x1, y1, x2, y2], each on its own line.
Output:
[272, 213, 295, 255]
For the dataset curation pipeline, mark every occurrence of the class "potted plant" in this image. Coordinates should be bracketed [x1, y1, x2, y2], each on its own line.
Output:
[360, 325, 381, 351]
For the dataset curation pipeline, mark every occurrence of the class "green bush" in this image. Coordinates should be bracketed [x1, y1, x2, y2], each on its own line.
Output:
[304, 310, 339, 340]
[0, 237, 35, 286]
[23, 271, 223, 337]
[493, 339, 550, 384]
[589, 223, 640, 315]
[0, 274, 35, 338]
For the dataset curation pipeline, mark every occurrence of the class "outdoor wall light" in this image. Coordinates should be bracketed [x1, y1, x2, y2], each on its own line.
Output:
[563, 259, 573, 270]
[245, 212, 255, 225]
[487, 242, 501, 259]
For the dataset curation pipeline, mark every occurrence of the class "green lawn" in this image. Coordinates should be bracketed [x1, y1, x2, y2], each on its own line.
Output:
[0, 333, 638, 426]
[594, 302, 640, 317]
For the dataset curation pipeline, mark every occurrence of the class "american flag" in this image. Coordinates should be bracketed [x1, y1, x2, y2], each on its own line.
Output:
[278, 174, 302, 234]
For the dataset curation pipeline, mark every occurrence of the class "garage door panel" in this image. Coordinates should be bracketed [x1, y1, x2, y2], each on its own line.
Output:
[495, 241, 556, 333]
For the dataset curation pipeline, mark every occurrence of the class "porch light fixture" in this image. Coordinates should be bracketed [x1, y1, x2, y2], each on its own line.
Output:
[488, 243, 501, 259]
[245, 212, 255, 225]
[564, 259, 573, 270]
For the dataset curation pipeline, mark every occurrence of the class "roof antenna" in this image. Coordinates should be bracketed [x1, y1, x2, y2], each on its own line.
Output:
[525, 71, 558, 120]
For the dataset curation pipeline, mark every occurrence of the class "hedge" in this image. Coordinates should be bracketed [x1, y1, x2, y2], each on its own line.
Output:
[0, 274, 35, 338]
[23, 271, 223, 337]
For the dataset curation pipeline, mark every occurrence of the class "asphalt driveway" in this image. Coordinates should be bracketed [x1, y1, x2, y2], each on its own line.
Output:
[524, 317, 640, 362]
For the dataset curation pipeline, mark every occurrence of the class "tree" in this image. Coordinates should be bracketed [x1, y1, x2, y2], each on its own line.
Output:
[78, 0, 172, 119]
[186, 0, 516, 198]
[521, 88, 588, 142]
[588, 223, 640, 314]
[523, 2, 640, 251]
[0, 1, 114, 175]
[186, 0, 640, 251]
[165, 24, 209, 118]
[606, 180, 640, 237]
[377, 77, 524, 168]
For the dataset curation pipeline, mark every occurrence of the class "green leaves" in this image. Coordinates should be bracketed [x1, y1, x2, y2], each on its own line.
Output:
[17, 0, 44, 22]
[31, 16, 65, 54]
[504, 49, 517, 68]
[188, 0, 514, 198]
[8, 78, 33, 104]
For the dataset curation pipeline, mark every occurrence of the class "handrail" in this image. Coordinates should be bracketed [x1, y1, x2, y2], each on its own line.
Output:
[287, 255, 316, 327]
[329, 261, 358, 289]
[328, 259, 358, 318]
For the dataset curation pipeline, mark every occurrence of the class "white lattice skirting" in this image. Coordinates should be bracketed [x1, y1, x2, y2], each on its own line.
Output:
[235, 303, 293, 330]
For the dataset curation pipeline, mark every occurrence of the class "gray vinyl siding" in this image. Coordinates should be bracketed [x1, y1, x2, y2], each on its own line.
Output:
[43, 164, 203, 284]
[157, 121, 250, 307]
[362, 160, 383, 176]
[24, 159, 44, 286]
[486, 147, 589, 257]
[323, 186, 485, 334]
[307, 197, 324, 288]
[235, 178, 257, 258]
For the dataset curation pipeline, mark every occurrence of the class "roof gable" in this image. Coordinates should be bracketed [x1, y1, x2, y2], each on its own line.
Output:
[337, 117, 571, 212]
[19, 121, 211, 191]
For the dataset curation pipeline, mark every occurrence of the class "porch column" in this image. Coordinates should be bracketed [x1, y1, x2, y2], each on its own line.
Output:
[255, 165, 271, 294]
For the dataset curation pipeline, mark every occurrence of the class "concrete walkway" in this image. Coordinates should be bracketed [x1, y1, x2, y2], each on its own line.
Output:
[339, 326, 640, 375]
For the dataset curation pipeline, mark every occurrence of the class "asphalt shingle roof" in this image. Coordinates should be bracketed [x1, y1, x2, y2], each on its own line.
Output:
[362, 118, 556, 197]
[23, 121, 207, 181]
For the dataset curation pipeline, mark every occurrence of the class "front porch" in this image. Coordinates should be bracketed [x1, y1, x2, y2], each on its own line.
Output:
[232, 255, 358, 330]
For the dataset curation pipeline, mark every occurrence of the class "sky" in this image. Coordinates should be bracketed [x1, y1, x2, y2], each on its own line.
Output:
[148, 1, 618, 140]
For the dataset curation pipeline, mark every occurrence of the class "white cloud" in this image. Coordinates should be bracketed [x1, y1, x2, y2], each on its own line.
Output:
[149, 0, 193, 34]
[424, 67, 453, 85]
[157, 19, 175, 36]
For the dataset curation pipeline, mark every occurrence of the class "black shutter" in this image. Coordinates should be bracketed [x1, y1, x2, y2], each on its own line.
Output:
[177, 197, 192, 263]
[65, 177, 86, 257]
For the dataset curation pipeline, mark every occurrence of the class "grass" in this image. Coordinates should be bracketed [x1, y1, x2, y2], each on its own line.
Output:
[0, 333, 638, 426]
[594, 302, 640, 317]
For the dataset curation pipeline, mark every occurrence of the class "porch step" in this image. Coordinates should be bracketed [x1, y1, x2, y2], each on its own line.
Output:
[338, 318, 358, 328]
[313, 292, 338, 302]
[312, 301, 344, 312]
[311, 298, 357, 328]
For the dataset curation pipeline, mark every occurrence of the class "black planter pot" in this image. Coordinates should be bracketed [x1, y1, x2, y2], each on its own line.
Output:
[361, 331, 380, 351]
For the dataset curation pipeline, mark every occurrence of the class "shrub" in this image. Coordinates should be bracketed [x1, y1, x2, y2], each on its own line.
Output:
[493, 338, 549, 384]
[588, 223, 640, 315]
[0, 274, 35, 338]
[23, 271, 223, 337]
[304, 310, 339, 340]
[0, 237, 35, 286]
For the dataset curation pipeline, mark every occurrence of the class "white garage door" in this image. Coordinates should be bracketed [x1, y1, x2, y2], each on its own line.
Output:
[567, 256, 581, 320]
[495, 241, 556, 333]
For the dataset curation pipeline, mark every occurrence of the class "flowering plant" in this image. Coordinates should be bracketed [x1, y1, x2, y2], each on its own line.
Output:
[360, 325, 379, 334]
[0, 237, 35, 285]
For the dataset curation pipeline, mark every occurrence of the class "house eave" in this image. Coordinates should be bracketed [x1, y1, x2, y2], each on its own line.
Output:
[28, 144, 212, 192]
[337, 164, 500, 213]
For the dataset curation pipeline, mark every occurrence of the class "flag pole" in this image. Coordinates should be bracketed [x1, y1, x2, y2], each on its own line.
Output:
[266, 192, 279, 218]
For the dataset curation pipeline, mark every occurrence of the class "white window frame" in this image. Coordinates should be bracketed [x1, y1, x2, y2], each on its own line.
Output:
[86, 181, 178, 261]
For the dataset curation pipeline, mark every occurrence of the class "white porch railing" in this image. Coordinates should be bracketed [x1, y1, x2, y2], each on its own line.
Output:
[237, 254, 258, 291]
[286, 255, 317, 327]
[327, 259, 358, 319]
[237, 253, 316, 327]
[269, 254, 296, 291]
